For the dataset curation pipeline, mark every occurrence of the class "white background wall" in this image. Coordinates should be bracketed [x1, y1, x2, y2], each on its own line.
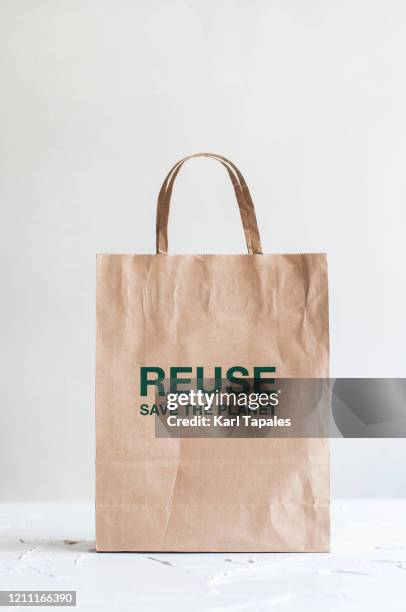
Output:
[1, 0, 405, 500]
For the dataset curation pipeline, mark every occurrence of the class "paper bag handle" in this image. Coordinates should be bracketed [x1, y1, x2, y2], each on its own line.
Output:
[156, 153, 263, 255]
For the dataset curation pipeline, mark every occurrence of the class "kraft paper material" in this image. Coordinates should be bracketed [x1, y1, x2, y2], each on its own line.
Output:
[96, 153, 330, 552]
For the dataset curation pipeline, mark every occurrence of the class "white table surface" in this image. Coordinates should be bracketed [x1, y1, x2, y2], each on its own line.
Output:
[0, 501, 405, 611]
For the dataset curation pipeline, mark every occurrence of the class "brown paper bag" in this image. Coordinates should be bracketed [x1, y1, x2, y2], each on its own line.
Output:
[96, 153, 330, 552]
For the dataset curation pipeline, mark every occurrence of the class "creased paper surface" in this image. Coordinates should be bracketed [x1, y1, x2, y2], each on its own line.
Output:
[96, 253, 330, 551]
